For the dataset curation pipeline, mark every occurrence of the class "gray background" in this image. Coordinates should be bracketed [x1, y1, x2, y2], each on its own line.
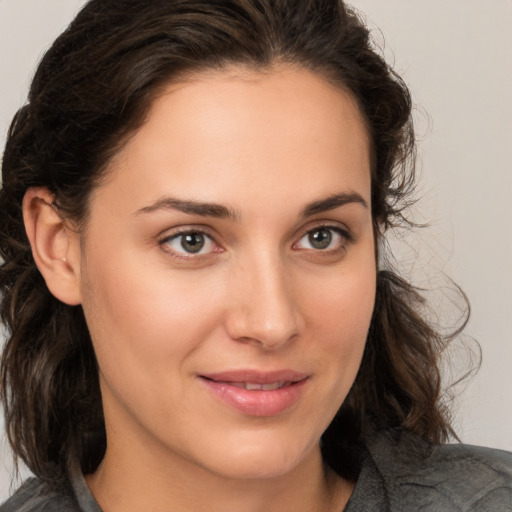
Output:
[1, 0, 511, 500]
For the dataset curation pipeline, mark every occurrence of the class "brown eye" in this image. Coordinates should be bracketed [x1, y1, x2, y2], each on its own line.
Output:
[295, 226, 348, 252]
[308, 228, 332, 250]
[180, 233, 206, 253]
[163, 231, 216, 255]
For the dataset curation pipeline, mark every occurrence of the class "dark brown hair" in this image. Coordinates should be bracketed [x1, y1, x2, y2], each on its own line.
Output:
[1, 0, 465, 482]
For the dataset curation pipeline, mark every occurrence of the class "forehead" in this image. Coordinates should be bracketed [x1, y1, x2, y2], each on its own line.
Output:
[98, 65, 371, 217]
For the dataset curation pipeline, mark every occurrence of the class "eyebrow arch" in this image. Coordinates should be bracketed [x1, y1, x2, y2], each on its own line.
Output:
[134, 191, 367, 221]
[134, 197, 240, 221]
[301, 192, 368, 218]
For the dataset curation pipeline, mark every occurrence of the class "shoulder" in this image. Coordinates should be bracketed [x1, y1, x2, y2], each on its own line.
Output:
[366, 429, 512, 511]
[0, 477, 79, 512]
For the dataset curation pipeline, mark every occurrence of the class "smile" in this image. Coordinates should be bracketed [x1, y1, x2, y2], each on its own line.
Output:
[199, 370, 309, 417]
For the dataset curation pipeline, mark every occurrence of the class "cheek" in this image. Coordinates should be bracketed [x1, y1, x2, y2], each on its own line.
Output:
[80, 250, 224, 386]
[308, 261, 376, 333]
[80, 259, 228, 440]
[303, 259, 376, 376]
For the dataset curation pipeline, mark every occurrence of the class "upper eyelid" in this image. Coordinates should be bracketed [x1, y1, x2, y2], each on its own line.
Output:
[295, 226, 350, 246]
[159, 225, 217, 243]
[295, 221, 353, 241]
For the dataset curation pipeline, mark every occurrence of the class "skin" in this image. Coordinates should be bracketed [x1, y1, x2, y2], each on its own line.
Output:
[25, 65, 376, 512]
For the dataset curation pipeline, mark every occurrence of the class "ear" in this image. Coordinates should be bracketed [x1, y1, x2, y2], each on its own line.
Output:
[22, 187, 82, 305]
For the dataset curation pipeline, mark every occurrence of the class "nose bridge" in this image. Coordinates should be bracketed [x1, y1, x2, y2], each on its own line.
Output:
[226, 246, 301, 348]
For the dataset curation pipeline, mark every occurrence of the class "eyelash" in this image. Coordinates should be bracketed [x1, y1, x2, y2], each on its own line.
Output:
[159, 227, 220, 259]
[293, 225, 353, 253]
[158, 224, 353, 259]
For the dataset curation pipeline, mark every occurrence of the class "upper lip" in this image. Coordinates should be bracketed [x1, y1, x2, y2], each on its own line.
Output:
[199, 370, 309, 384]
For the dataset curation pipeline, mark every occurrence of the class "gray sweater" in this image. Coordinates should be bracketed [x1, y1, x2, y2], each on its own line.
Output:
[1, 430, 511, 511]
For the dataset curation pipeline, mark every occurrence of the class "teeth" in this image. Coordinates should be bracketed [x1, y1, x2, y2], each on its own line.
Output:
[225, 381, 289, 390]
[244, 381, 287, 391]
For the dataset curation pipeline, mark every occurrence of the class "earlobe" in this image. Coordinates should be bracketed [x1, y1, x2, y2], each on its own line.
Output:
[22, 187, 82, 306]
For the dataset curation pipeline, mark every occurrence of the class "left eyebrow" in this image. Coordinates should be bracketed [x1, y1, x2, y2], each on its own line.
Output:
[133, 197, 240, 221]
[300, 192, 368, 218]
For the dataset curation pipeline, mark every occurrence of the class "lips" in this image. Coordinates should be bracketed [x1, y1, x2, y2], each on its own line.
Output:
[199, 370, 309, 417]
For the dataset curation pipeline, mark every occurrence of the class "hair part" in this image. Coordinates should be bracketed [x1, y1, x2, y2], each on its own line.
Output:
[1, 0, 466, 482]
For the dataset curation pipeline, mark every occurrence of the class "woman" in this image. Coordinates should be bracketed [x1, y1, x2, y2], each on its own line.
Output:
[1, 0, 511, 510]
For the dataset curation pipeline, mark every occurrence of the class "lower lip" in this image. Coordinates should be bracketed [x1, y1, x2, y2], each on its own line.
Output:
[200, 378, 308, 417]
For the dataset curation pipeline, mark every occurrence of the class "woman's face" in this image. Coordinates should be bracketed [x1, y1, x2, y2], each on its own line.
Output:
[78, 66, 376, 480]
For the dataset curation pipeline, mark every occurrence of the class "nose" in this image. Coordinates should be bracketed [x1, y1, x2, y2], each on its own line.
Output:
[224, 252, 303, 350]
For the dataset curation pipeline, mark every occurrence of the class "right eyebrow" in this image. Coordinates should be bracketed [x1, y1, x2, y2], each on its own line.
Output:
[300, 192, 368, 218]
[133, 197, 240, 222]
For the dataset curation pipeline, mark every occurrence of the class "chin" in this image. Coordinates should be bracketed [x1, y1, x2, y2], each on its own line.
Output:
[198, 434, 318, 481]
